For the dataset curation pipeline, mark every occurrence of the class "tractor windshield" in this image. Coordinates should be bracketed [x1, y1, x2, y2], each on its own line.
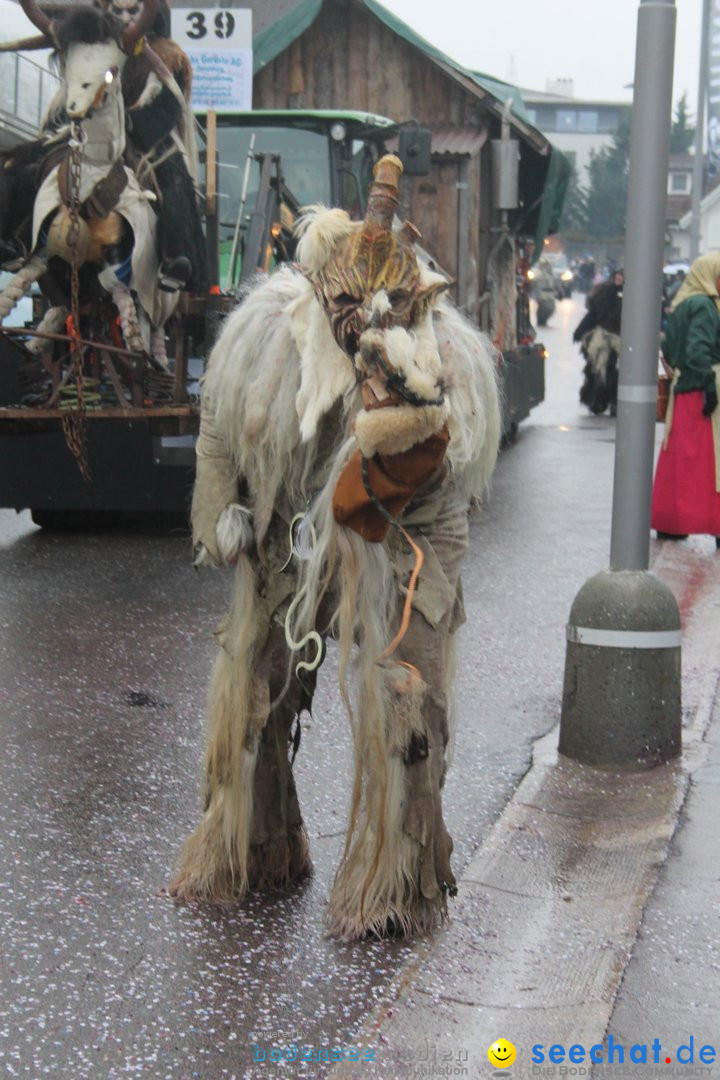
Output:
[215, 123, 332, 240]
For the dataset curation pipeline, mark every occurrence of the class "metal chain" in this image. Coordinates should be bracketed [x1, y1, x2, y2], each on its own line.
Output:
[60, 120, 91, 483]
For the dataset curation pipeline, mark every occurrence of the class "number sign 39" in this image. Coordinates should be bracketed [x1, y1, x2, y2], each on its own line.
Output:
[185, 10, 236, 41]
[171, 6, 252, 51]
[171, 5, 252, 110]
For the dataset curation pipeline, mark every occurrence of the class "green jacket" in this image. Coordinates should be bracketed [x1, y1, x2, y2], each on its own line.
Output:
[663, 294, 720, 394]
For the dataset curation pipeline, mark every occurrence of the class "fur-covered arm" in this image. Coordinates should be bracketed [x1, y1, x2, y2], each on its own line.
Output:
[573, 308, 596, 343]
[127, 81, 182, 149]
[191, 400, 253, 567]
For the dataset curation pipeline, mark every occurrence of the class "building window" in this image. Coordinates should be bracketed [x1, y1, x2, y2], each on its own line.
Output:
[556, 109, 577, 132]
[598, 108, 621, 133]
[526, 107, 537, 125]
[578, 110, 599, 134]
[532, 105, 560, 130]
[670, 172, 690, 194]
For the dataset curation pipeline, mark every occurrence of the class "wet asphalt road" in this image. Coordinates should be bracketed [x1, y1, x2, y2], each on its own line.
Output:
[0, 294, 627, 1078]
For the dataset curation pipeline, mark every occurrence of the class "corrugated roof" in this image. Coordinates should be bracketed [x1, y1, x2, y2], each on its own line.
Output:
[430, 126, 487, 158]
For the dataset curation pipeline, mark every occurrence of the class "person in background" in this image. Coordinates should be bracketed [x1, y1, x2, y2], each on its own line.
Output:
[573, 268, 624, 416]
[666, 267, 686, 303]
[651, 252, 720, 547]
[578, 256, 595, 293]
[533, 256, 556, 327]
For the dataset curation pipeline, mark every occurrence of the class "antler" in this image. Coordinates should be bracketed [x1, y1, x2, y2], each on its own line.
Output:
[0, 33, 51, 51]
[121, 0, 159, 52]
[18, 0, 55, 42]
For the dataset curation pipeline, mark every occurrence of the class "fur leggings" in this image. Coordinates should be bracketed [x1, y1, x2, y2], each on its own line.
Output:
[171, 488, 469, 939]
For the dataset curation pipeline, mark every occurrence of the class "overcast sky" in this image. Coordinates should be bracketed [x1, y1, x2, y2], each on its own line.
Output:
[0, 0, 704, 114]
[380, 0, 703, 109]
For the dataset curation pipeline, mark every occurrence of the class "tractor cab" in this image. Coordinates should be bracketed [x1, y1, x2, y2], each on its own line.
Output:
[198, 110, 430, 288]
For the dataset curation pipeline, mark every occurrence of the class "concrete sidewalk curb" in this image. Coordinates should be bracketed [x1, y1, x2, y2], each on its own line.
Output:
[330, 548, 720, 1080]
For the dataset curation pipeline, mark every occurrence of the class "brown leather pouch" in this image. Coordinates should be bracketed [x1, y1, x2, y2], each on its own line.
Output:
[333, 425, 449, 542]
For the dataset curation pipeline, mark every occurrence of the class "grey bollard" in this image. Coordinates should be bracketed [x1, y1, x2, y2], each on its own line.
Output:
[560, 570, 681, 770]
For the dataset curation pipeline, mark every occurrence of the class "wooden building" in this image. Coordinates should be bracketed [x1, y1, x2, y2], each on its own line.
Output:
[251, 0, 568, 347]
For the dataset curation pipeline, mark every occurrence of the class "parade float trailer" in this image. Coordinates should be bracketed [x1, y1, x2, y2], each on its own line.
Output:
[0, 0, 568, 526]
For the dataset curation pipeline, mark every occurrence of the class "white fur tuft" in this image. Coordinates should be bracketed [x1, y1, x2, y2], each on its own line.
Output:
[294, 206, 358, 274]
[418, 262, 451, 302]
[192, 542, 214, 568]
[374, 324, 444, 402]
[216, 503, 254, 564]
[289, 286, 356, 442]
[371, 290, 391, 317]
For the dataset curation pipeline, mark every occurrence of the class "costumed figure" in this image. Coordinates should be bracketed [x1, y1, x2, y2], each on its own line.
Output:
[533, 257, 555, 327]
[0, 0, 177, 364]
[169, 155, 501, 939]
[651, 252, 720, 546]
[573, 269, 624, 416]
[98, 0, 207, 294]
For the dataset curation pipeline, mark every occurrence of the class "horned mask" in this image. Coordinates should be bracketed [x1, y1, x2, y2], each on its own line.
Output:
[298, 155, 450, 387]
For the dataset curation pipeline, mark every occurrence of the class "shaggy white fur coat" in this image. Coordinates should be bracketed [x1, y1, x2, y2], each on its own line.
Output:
[173, 246, 501, 938]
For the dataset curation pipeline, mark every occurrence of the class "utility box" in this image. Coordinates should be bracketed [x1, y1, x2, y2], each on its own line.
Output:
[491, 138, 520, 210]
[398, 124, 432, 176]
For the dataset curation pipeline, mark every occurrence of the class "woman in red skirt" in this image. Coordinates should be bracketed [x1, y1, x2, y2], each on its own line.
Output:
[651, 252, 720, 548]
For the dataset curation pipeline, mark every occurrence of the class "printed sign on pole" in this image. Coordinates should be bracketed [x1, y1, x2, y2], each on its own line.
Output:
[171, 6, 252, 112]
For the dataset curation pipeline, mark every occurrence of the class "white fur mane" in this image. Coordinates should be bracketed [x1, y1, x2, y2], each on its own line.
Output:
[295, 205, 359, 274]
[202, 267, 357, 540]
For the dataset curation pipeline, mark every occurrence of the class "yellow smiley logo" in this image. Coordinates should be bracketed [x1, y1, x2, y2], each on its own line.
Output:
[488, 1039, 517, 1068]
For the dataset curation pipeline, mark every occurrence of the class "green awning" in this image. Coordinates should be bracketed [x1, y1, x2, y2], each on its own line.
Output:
[253, 0, 322, 72]
[528, 146, 572, 259]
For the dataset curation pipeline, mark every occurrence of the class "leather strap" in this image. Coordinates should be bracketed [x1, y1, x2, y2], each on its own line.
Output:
[82, 159, 128, 220]
[52, 153, 128, 220]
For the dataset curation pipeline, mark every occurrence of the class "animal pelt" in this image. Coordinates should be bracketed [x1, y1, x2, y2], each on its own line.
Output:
[54, 8, 123, 54]
[0, 139, 58, 264]
[354, 402, 448, 457]
[122, 50, 205, 290]
[125, 82, 206, 291]
[579, 326, 620, 416]
[173, 253, 500, 937]
[144, 37, 193, 99]
[573, 280, 623, 341]
[196, 267, 356, 546]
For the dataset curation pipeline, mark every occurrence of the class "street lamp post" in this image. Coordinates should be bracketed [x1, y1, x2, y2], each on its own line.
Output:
[559, 0, 682, 770]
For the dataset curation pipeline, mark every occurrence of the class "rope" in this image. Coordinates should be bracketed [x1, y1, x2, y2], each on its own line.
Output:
[283, 587, 326, 682]
[0, 255, 47, 323]
[25, 306, 68, 356]
[111, 281, 145, 354]
[282, 512, 326, 680]
[149, 326, 169, 371]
